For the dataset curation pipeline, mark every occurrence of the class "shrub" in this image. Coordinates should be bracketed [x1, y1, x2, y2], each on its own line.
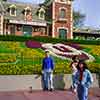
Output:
[0, 53, 16, 63]
[90, 46, 100, 56]
[0, 61, 99, 75]
[87, 62, 100, 73]
[0, 35, 100, 45]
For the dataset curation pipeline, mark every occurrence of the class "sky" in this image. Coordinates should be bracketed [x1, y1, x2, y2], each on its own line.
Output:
[73, 0, 100, 28]
[10, 0, 100, 28]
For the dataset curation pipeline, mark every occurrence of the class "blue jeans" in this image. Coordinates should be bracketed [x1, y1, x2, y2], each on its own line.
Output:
[77, 84, 88, 100]
[72, 74, 75, 88]
[42, 71, 53, 90]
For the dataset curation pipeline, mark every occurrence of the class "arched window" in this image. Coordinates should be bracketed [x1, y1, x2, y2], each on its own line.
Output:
[9, 5, 16, 16]
[59, 8, 66, 18]
[24, 7, 31, 16]
[38, 8, 45, 20]
[40, 11, 45, 19]
[22, 7, 32, 21]
[11, 7, 16, 15]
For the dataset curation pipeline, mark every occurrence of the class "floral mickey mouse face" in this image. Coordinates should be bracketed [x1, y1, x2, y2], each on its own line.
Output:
[42, 43, 95, 62]
[25, 40, 95, 62]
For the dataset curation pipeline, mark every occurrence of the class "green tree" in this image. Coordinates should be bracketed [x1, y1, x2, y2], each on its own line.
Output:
[73, 11, 85, 28]
[44, 0, 49, 4]
[2, 0, 7, 1]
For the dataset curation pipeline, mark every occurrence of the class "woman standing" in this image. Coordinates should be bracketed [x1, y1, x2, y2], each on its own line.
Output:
[73, 61, 93, 100]
[70, 61, 78, 90]
[70, 55, 79, 90]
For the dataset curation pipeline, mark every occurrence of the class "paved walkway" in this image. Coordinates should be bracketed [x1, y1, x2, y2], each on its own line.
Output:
[0, 88, 100, 100]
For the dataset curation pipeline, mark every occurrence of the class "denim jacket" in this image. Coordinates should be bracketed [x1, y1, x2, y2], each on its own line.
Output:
[73, 69, 93, 88]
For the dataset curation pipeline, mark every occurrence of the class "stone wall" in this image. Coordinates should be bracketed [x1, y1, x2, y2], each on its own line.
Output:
[0, 74, 99, 91]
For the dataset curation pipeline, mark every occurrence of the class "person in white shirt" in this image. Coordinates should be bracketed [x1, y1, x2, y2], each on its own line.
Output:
[69, 55, 79, 90]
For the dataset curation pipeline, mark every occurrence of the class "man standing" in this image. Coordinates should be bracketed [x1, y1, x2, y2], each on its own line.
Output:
[42, 51, 54, 91]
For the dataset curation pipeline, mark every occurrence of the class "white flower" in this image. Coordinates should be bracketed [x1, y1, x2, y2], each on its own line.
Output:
[42, 43, 95, 62]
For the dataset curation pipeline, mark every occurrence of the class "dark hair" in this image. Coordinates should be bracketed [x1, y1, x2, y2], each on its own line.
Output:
[70, 60, 78, 68]
[77, 61, 88, 71]
[45, 50, 49, 53]
[72, 55, 79, 62]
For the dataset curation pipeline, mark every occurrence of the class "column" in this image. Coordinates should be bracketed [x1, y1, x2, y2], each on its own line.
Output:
[0, 15, 3, 35]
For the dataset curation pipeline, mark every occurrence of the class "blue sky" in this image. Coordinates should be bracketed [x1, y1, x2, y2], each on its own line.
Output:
[73, 0, 100, 28]
[10, 0, 100, 28]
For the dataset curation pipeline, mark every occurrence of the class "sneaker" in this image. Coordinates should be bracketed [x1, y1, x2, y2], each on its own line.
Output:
[49, 88, 54, 92]
[43, 88, 48, 91]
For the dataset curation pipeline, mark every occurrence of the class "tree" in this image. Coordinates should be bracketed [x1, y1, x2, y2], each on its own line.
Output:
[2, 0, 7, 1]
[73, 11, 85, 28]
[44, 0, 49, 4]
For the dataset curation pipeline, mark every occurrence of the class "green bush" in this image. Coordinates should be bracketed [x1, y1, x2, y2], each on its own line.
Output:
[0, 62, 71, 75]
[0, 64, 34, 75]
[88, 62, 100, 73]
[0, 62, 99, 75]
[0, 35, 100, 45]
[0, 53, 16, 63]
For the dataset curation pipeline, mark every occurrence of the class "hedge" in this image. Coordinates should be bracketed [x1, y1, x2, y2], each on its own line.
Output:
[0, 35, 100, 45]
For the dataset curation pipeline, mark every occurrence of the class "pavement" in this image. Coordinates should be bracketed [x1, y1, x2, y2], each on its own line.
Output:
[0, 88, 99, 100]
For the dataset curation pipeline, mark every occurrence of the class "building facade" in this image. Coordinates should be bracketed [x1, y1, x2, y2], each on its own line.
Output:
[0, 0, 73, 39]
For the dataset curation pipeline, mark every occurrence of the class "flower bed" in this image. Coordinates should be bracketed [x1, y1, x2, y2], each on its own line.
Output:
[25, 40, 42, 48]
[42, 43, 95, 62]
[0, 53, 16, 63]
[0, 40, 99, 74]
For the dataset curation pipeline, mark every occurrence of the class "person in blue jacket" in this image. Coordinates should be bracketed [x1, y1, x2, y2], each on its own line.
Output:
[73, 61, 93, 100]
[42, 50, 54, 91]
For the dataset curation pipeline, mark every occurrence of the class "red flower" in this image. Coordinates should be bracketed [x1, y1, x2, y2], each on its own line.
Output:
[25, 40, 42, 48]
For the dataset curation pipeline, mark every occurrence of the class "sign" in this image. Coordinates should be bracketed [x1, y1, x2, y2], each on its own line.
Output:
[9, 20, 47, 26]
